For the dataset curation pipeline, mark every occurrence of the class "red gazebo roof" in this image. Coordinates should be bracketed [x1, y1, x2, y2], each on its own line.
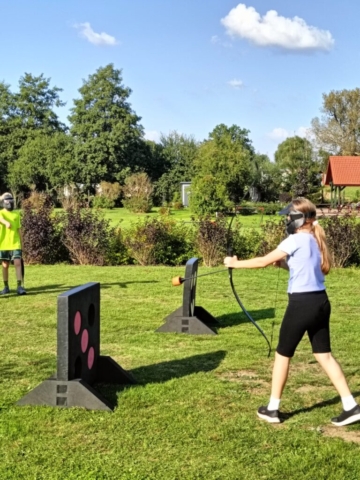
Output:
[324, 156, 360, 186]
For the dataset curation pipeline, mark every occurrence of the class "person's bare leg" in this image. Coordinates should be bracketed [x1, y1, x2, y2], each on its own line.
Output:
[13, 258, 22, 283]
[271, 352, 291, 399]
[2, 261, 9, 282]
[314, 352, 351, 397]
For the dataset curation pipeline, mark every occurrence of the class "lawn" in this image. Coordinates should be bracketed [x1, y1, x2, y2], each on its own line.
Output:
[1, 265, 360, 479]
[103, 207, 273, 229]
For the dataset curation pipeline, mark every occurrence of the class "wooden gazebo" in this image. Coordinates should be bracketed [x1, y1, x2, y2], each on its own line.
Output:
[324, 156, 360, 206]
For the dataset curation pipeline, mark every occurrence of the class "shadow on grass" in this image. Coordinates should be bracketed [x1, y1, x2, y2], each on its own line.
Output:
[0, 356, 55, 384]
[21, 280, 159, 296]
[97, 350, 227, 406]
[284, 391, 360, 419]
[217, 308, 275, 328]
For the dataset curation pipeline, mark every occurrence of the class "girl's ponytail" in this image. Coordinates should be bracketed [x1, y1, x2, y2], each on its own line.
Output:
[312, 222, 331, 274]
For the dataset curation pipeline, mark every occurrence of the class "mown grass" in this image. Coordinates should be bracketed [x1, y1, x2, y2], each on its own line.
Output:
[1, 265, 360, 479]
[103, 208, 272, 229]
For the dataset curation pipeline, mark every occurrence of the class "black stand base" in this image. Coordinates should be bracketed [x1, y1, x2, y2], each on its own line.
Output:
[17, 356, 136, 411]
[156, 306, 219, 335]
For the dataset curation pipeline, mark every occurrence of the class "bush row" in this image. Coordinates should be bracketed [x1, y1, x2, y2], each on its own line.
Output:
[21, 197, 360, 268]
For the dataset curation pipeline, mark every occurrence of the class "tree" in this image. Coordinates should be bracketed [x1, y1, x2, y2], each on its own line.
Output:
[311, 88, 360, 155]
[190, 124, 253, 214]
[69, 64, 145, 188]
[252, 154, 282, 202]
[274, 136, 321, 198]
[0, 74, 67, 193]
[8, 131, 76, 193]
[155, 131, 197, 204]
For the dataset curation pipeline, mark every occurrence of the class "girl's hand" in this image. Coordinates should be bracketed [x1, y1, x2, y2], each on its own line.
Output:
[224, 255, 238, 268]
[273, 261, 281, 268]
[5, 221, 10, 229]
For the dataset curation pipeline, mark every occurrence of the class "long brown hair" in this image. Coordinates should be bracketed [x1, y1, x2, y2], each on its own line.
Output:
[292, 197, 331, 275]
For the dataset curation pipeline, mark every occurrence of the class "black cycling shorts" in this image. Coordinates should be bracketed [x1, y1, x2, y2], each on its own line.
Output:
[276, 290, 331, 358]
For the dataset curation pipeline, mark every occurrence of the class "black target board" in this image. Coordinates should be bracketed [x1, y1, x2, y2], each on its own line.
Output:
[157, 258, 219, 334]
[18, 282, 136, 411]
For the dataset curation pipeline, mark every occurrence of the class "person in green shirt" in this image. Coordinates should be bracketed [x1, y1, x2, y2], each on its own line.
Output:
[0, 193, 26, 295]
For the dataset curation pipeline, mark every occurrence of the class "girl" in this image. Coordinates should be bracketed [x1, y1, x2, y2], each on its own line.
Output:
[224, 197, 360, 427]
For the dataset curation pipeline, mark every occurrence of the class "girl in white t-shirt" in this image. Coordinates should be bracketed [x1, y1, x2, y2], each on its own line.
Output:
[224, 197, 360, 427]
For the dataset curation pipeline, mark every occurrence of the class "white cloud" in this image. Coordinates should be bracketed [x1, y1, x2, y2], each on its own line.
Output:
[221, 4, 334, 52]
[144, 130, 161, 143]
[267, 126, 309, 141]
[227, 79, 244, 89]
[74, 22, 118, 46]
[210, 35, 233, 48]
[268, 127, 289, 141]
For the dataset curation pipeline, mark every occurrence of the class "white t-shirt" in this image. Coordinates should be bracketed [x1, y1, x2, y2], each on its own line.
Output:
[278, 233, 325, 294]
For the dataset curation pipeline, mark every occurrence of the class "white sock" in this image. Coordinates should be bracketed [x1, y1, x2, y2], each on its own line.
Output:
[341, 395, 357, 411]
[268, 396, 281, 411]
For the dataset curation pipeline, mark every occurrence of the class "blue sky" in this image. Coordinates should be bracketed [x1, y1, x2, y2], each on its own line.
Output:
[0, 1, 358, 159]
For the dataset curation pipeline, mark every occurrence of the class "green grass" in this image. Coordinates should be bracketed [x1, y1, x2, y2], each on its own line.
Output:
[102, 207, 272, 229]
[1, 265, 360, 479]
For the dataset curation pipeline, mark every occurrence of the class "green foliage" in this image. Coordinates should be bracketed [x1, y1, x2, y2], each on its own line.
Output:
[321, 215, 359, 268]
[274, 136, 321, 198]
[69, 64, 145, 188]
[122, 172, 154, 213]
[8, 130, 75, 193]
[155, 131, 197, 203]
[312, 88, 360, 155]
[0, 74, 67, 193]
[258, 219, 286, 255]
[232, 224, 263, 259]
[92, 196, 116, 209]
[124, 217, 193, 265]
[93, 181, 121, 209]
[191, 124, 254, 214]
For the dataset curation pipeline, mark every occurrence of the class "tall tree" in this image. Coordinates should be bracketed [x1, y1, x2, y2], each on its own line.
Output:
[69, 64, 145, 188]
[156, 131, 197, 203]
[275, 136, 321, 198]
[190, 124, 253, 214]
[311, 88, 360, 155]
[8, 131, 76, 193]
[0, 74, 66, 193]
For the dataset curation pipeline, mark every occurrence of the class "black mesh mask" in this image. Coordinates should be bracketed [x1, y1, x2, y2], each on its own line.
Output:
[279, 203, 315, 235]
[2, 194, 14, 211]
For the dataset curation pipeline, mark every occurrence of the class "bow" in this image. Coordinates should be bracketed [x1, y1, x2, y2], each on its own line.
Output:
[226, 213, 272, 357]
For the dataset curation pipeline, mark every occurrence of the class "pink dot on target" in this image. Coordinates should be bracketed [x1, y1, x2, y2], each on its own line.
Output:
[88, 347, 95, 369]
[74, 311, 81, 335]
[81, 329, 89, 353]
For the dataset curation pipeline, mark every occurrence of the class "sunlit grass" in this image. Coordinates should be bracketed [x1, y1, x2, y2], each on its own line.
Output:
[1, 265, 360, 479]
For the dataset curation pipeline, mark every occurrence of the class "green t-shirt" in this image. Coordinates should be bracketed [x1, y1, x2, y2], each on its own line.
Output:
[0, 209, 21, 250]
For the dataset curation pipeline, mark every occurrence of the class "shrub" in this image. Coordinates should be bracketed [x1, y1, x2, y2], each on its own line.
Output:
[232, 223, 263, 259]
[172, 201, 184, 210]
[321, 214, 358, 268]
[93, 196, 116, 209]
[194, 216, 229, 267]
[124, 217, 193, 266]
[107, 227, 134, 266]
[22, 193, 67, 264]
[122, 173, 154, 213]
[93, 181, 121, 209]
[58, 207, 116, 265]
[258, 219, 286, 255]
[158, 206, 172, 216]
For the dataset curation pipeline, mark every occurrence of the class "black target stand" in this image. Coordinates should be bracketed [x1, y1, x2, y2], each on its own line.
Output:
[157, 258, 219, 335]
[17, 282, 136, 411]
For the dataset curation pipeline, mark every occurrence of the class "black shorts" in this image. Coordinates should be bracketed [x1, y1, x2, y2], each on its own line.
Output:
[276, 290, 331, 358]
